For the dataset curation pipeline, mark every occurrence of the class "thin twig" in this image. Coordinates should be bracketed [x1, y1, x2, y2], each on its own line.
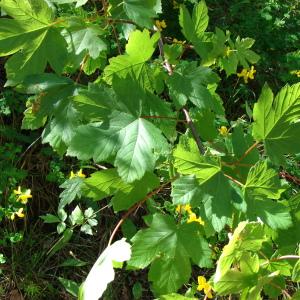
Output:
[141, 115, 186, 123]
[111, 24, 122, 55]
[227, 141, 259, 165]
[76, 54, 88, 83]
[182, 108, 205, 155]
[224, 173, 244, 187]
[279, 171, 300, 185]
[107, 178, 176, 246]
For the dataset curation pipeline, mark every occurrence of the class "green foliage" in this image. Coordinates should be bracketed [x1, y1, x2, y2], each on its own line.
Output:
[252, 83, 300, 164]
[0, 0, 299, 299]
[129, 213, 211, 294]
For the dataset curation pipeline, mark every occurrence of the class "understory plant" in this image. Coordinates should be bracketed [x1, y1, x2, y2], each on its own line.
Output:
[0, 0, 299, 299]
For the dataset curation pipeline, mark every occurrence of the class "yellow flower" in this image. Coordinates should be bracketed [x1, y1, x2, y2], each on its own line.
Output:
[291, 70, 300, 77]
[237, 66, 256, 83]
[218, 126, 228, 136]
[13, 186, 22, 195]
[225, 46, 232, 57]
[155, 20, 167, 31]
[187, 213, 205, 225]
[173, 38, 186, 45]
[184, 204, 192, 214]
[176, 204, 192, 214]
[70, 169, 86, 179]
[197, 276, 213, 298]
[176, 205, 182, 213]
[11, 208, 25, 220]
[248, 65, 256, 79]
[77, 169, 86, 178]
[17, 189, 32, 204]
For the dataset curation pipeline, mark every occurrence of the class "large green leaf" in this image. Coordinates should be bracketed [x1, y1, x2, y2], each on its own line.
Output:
[42, 96, 81, 154]
[103, 29, 159, 84]
[0, 0, 67, 85]
[68, 112, 168, 182]
[110, 0, 161, 28]
[214, 222, 267, 282]
[219, 37, 260, 76]
[173, 139, 233, 231]
[225, 124, 259, 182]
[73, 83, 116, 121]
[243, 161, 286, 200]
[214, 270, 258, 295]
[243, 161, 291, 229]
[166, 61, 220, 109]
[59, 177, 85, 208]
[179, 1, 208, 43]
[65, 25, 107, 59]
[82, 168, 160, 211]
[252, 83, 300, 164]
[129, 214, 212, 294]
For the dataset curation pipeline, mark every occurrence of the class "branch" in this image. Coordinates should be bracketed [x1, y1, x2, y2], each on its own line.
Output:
[279, 171, 300, 185]
[224, 173, 244, 187]
[182, 108, 205, 155]
[141, 115, 186, 123]
[260, 255, 300, 267]
[227, 141, 259, 166]
[107, 178, 176, 246]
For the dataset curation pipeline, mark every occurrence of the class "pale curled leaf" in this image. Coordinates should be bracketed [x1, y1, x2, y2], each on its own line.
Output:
[79, 239, 131, 300]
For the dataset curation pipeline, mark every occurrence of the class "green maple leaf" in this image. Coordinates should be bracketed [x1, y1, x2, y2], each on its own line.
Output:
[243, 161, 291, 229]
[252, 83, 300, 164]
[21, 74, 79, 154]
[179, 1, 209, 43]
[82, 168, 160, 211]
[214, 221, 267, 282]
[219, 37, 260, 76]
[129, 213, 212, 294]
[59, 177, 85, 208]
[73, 83, 117, 122]
[63, 21, 107, 59]
[110, 0, 161, 28]
[243, 161, 286, 200]
[173, 138, 233, 231]
[226, 124, 259, 181]
[0, 0, 68, 85]
[103, 29, 160, 85]
[68, 75, 170, 182]
[68, 111, 168, 182]
[42, 97, 81, 154]
[166, 61, 220, 109]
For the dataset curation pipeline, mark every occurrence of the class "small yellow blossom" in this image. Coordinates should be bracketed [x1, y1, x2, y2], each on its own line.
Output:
[237, 66, 256, 83]
[225, 46, 232, 57]
[70, 169, 86, 179]
[183, 204, 192, 214]
[197, 276, 213, 298]
[291, 70, 300, 77]
[247, 65, 256, 79]
[218, 126, 228, 136]
[187, 212, 205, 225]
[11, 208, 25, 220]
[176, 204, 192, 214]
[77, 169, 86, 178]
[70, 170, 76, 179]
[155, 20, 167, 31]
[17, 189, 32, 204]
[173, 38, 186, 45]
[13, 186, 22, 195]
